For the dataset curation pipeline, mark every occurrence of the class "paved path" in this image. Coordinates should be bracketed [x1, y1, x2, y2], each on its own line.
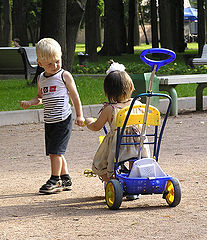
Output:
[0, 111, 206, 239]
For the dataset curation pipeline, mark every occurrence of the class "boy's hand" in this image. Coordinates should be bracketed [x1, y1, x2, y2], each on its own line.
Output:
[75, 116, 85, 127]
[20, 101, 31, 109]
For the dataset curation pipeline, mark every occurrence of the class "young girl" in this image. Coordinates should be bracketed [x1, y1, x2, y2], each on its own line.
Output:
[85, 61, 150, 182]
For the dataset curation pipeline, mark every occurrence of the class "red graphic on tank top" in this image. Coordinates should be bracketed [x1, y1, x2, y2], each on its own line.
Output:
[50, 86, 56, 92]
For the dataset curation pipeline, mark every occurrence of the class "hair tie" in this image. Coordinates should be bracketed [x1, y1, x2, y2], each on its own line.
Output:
[106, 61, 126, 75]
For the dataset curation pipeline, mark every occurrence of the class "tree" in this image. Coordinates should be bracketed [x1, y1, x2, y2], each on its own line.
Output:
[127, 0, 135, 54]
[32, 0, 67, 84]
[138, 1, 149, 45]
[150, 0, 159, 48]
[12, 0, 28, 46]
[134, 0, 140, 46]
[158, 0, 173, 49]
[96, 0, 103, 47]
[32, 0, 86, 83]
[99, 0, 126, 56]
[158, 0, 185, 52]
[0, 0, 12, 46]
[40, 0, 67, 65]
[66, 0, 87, 71]
[198, 0, 205, 56]
[27, 0, 42, 46]
[172, 0, 185, 52]
[85, 0, 98, 62]
[0, 1, 3, 45]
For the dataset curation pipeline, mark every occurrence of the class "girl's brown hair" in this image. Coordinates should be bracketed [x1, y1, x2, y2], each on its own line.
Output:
[104, 70, 135, 103]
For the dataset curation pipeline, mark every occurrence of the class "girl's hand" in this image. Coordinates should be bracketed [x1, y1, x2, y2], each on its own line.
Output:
[84, 118, 96, 125]
[20, 101, 31, 109]
[75, 116, 85, 127]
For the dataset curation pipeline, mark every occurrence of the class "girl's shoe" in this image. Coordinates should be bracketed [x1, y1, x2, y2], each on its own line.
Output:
[126, 194, 140, 201]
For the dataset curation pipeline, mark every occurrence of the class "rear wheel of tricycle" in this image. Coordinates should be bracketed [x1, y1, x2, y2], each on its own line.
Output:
[105, 179, 123, 210]
[163, 178, 181, 207]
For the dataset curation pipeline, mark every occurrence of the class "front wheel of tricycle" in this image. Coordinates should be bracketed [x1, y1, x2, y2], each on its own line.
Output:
[105, 179, 123, 210]
[163, 178, 181, 207]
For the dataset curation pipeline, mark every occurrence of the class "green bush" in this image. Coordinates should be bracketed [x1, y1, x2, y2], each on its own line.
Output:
[72, 46, 207, 76]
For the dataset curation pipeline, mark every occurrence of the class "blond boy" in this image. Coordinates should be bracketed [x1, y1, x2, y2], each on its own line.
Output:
[20, 38, 85, 194]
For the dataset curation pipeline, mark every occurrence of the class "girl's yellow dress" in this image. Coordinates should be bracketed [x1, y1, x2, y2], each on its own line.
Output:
[92, 103, 150, 179]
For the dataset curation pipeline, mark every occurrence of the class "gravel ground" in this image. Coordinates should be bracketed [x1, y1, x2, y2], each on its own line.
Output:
[0, 111, 207, 240]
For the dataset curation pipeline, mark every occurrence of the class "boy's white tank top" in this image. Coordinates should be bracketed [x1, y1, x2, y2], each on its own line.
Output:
[38, 69, 72, 123]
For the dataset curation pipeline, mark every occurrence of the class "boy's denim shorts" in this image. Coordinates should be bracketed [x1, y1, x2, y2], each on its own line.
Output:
[45, 114, 72, 156]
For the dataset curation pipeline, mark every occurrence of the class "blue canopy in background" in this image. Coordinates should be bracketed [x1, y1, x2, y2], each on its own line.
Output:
[184, 7, 198, 21]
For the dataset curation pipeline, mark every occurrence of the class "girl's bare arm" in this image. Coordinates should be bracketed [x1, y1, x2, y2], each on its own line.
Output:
[85, 105, 113, 131]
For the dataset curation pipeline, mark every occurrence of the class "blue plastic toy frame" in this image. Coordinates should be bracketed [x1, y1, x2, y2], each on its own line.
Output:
[140, 48, 176, 71]
[115, 93, 172, 167]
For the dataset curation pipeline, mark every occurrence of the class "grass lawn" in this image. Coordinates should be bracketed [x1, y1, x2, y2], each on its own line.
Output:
[1, 77, 207, 112]
[1, 42, 207, 112]
[0, 77, 105, 111]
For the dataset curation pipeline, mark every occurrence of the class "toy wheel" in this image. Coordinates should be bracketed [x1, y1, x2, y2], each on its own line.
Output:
[163, 178, 181, 207]
[105, 179, 123, 210]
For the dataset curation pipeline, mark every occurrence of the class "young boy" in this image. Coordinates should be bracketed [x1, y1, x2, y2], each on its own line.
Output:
[20, 38, 85, 194]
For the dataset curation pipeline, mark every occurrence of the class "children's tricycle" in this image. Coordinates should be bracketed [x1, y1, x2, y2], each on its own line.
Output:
[105, 48, 181, 210]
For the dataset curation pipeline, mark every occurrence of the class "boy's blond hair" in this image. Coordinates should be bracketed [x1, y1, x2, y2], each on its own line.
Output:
[36, 38, 62, 62]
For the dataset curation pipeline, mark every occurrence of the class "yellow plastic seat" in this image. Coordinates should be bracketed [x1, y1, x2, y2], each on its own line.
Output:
[116, 104, 160, 128]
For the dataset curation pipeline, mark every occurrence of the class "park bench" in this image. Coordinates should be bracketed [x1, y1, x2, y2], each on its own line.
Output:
[158, 74, 207, 115]
[75, 73, 207, 116]
[0, 47, 37, 80]
[192, 44, 207, 65]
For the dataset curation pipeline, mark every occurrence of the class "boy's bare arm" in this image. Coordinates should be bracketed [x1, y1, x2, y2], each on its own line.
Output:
[20, 81, 42, 109]
[63, 71, 85, 126]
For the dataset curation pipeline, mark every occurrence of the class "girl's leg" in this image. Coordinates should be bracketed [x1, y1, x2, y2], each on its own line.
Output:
[100, 174, 110, 182]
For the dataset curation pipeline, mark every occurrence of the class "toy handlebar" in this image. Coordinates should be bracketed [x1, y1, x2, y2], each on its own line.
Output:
[140, 48, 176, 71]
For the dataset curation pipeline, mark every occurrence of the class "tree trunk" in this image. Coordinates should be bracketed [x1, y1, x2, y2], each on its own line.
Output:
[159, 0, 184, 52]
[40, 0, 67, 67]
[174, 0, 185, 52]
[66, 0, 87, 71]
[99, 0, 126, 56]
[12, 0, 28, 46]
[33, 0, 67, 84]
[127, 0, 135, 54]
[138, 2, 149, 45]
[198, 0, 205, 56]
[205, 0, 207, 43]
[27, 1, 41, 46]
[134, 0, 140, 46]
[85, 0, 98, 62]
[96, 9, 102, 47]
[0, 1, 2, 45]
[150, 0, 159, 48]
[1, 0, 12, 46]
[158, 0, 173, 49]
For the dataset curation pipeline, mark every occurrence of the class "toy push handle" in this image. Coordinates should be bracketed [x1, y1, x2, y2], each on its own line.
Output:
[140, 48, 176, 72]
